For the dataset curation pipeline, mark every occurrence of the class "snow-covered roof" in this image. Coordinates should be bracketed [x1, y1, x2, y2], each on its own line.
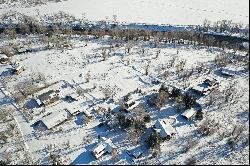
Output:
[155, 119, 176, 138]
[192, 84, 209, 93]
[242, 42, 249, 49]
[13, 65, 24, 71]
[129, 146, 143, 159]
[91, 137, 115, 159]
[181, 108, 196, 119]
[37, 90, 59, 102]
[41, 110, 69, 129]
[35, 98, 42, 106]
[82, 108, 92, 118]
[0, 54, 8, 59]
[70, 92, 82, 100]
[191, 77, 218, 93]
[220, 66, 244, 76]
[93, 142, 106, 153]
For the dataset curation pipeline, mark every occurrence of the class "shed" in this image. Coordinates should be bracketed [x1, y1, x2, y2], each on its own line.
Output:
[91, 143, 107, 159]
[181, 108, 197, 120]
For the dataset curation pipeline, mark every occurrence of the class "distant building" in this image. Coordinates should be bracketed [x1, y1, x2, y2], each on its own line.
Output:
[0, 54, 9, 64]
[65, 92, 83, 103]
[189, 78, 218, 96]
[181, 108, 197, 120]
[38, 110, 69, 130]
[219, 66, 244, 77]
[11, 65, 24, 75]
[35, 90, 60, 107]
[154, 119, 176, 139]
[242, 42, 249, 49]
[91, 137, 116, 159]
[17, 47, 32, 54]
[127, 146, 143, 161]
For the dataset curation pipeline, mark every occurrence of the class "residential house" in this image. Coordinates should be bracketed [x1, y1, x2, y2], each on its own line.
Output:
[0, 54, 9, 64]
[38, 110, 69, 130]
[35, 90, 60, 107]
[91, 137, 116, 159]
[11, 65, 24, 75]
[154, 119, 176, 139]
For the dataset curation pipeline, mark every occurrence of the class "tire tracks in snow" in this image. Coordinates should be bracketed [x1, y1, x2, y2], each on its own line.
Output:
[0, 81, 34, 163]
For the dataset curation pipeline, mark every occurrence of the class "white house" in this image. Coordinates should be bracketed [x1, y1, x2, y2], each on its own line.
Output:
[91, 137, 116, 159]
[40, 110, 69, 130]
[154, 119, 176, 139]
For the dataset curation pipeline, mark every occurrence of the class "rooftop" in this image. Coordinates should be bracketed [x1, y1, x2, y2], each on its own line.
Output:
[37, 90, 59, 102]
[41, 110, 69, 129]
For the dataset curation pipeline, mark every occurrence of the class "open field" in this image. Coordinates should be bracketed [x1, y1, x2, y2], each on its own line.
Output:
[0, 0, 249, 25]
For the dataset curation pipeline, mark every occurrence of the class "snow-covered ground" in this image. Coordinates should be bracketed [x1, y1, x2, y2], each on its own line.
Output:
[0, 34, 249, 164]
[0, 0, 249, 25]
[0, 0, 249, 164]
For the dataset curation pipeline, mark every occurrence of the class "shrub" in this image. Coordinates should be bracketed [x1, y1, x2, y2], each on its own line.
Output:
[183, 138, 198, 153]
[195, 111, 203, 121]
[144, 114, 151, 123]
[146, 131, 162, 149]
[0, 160, 7, 165]
[197, 118, 219, 136]
[134, 120, 146, 132]
[214, 53, 231, 67]
[227, 125, 245, 150]
[170, 88, 181, 99]
[182, 94, 196, 109]
[156, 88, 170, 109]
[185, 157, 197, 165]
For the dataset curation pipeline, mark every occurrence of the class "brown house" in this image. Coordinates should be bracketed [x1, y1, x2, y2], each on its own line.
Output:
[35, 90, 60, 107]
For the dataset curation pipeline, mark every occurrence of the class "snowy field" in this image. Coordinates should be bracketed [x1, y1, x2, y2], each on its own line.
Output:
[0, 35, 249, 164]
[0, 0, 249, 25]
